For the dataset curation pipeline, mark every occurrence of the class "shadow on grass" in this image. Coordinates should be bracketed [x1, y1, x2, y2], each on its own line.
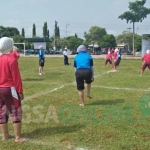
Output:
[24, 124, 85, 138]
[87, 99, 124, 106]
[23, 78, 44, 81]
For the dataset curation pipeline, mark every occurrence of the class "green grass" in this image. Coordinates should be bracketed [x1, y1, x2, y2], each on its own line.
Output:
[1, 56, 150, 150]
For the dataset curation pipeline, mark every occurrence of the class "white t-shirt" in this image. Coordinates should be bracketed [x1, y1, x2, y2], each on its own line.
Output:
[63, 50, 67, 56]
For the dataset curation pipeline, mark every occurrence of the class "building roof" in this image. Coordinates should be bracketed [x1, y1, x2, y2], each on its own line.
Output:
[21, 37, 51, 42]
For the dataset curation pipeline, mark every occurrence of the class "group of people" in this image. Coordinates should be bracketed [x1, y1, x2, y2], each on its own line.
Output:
[1, 35, 150, 143]
[105, 47, 122, 70]
[104, 47, 150, 75]
[0, 35, 94, 143]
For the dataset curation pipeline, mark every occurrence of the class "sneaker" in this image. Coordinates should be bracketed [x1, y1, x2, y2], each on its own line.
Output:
[39, 73, 42, 75]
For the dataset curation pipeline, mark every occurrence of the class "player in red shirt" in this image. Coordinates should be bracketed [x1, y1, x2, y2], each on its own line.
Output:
[105, 51, 113, 68]
[10, 46, 20, 59]
[141, 49, 150, 75]
[113, 48, 119, 70]
[0, 37, 29, 142]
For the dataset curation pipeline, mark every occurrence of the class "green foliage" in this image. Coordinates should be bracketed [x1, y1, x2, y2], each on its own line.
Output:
[135, 35, 142, 51]
[98, 34, 116, 48]
[75, 33, 78, 38]
[116, 31, 133, 50]
[55, 21, 60, 38]
[118, 0, 150, 23]
[0, 26, 20, 37]
[67, 36, 83, 50]
[82, 41, 89, 48]
[32, 24, 36, 37]
[43, 22, 48, 38]
[47, 29, 49, 39]
[21, 28, 25, 37]
[84, 26, 107, 53]
[116, 31, 142, 51]
[84, 26, 107, 44]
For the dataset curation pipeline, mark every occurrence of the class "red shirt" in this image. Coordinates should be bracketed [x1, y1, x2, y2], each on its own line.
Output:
[113, 52, 118, 60]
[142, 54, 150, 63]
[106, 53, 112, 59]
[0, 54, 23, 93]
[11, 50, 20, 59]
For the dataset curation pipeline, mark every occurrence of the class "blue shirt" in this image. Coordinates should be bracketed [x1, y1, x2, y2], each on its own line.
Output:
[74, 52, 93, 70]
[39, 50, 45, 59]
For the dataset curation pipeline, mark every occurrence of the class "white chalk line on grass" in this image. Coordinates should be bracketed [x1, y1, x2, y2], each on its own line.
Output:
[29, 139, 103, 150]
[22, 70, 120, 101]
[92, 85, 150, 92]
[24, 70, 116, 101]
[24, 85, 64, 101]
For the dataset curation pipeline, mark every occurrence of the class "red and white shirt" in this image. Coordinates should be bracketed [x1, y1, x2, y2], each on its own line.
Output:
[113, 52, 118, 61]
[0, 54, 23, 93]
[106, 53, 112, 60]
[142, 54, 150, 63]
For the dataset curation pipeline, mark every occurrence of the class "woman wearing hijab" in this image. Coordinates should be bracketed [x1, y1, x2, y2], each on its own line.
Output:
[0, 37, 29, 142]
[73, 45, 94, 107]
[38, 45, 45, 75]
[141, 49, 150, 75]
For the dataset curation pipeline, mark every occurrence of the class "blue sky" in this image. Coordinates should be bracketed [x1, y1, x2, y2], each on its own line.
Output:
[0, 0, 150, 39]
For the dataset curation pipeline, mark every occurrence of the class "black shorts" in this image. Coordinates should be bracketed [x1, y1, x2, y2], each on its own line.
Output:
[39, 58, 45, 66]
[75, 69, 92, 90]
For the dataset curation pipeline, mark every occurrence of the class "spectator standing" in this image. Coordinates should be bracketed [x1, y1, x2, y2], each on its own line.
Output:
[63, 48, 69, 65]
[0, 37, 29, 142]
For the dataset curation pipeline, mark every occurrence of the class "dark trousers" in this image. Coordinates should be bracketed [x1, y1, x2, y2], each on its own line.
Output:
[64, 55, 69, 65]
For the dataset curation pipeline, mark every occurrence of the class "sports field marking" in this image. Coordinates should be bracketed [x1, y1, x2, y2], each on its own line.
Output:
[92, 85, 150, 92]
[24, 70, 117, 101]
[24, 85, 64, 101]
[29, 139, 102, 150]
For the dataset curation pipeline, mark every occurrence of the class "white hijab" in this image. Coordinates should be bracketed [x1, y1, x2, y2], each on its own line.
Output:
[0, 37, 13, 56]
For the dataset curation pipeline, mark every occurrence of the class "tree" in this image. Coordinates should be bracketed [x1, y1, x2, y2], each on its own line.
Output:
[21, 28, 25, 37]
[118, 0, 150, 56]
[55, 21, 60, 38]
[116, 31, 142, 52]
[67, 36, 83, 50]
[47, 30, 49, 39]
[0, 26, 20, 37]
[75, 33, 78, 38]
[32, 24, 36, 37]
[84, 26, 106, 54]
[135, 35, 142, 51]
[43, 22, 48, 38]
[98, 34, 116, 48]
[116, 31, 133, 51]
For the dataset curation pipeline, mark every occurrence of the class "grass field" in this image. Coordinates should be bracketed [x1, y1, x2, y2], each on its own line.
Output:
[0, 56, 150, 150]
